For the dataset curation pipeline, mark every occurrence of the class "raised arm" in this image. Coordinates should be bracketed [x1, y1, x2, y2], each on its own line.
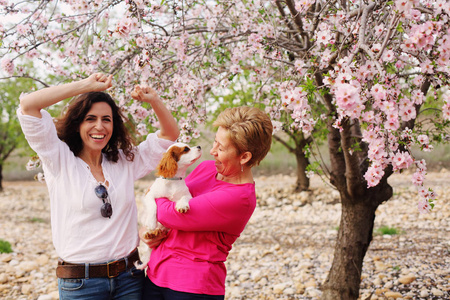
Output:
[131, 85, 180, 141]
[20, 73, 113, 118]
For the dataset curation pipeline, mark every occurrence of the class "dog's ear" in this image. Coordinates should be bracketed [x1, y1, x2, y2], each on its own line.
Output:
[156, 148, 179, 178]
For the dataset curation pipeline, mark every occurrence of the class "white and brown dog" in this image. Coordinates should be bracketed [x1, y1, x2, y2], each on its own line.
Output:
[142, 142, 202, 240]
[136, 143, 202, 270]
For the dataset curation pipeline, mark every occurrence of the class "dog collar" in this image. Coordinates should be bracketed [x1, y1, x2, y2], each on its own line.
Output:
[161, 176, 183, 181]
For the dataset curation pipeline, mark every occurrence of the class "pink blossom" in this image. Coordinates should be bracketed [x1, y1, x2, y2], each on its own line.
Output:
[362, 110, 375, 123]
[362, 128, 379, 143]
[384, 116, 400, 131]
[391, 151, 414, 171]
[35, 172, 45, 183]
[136, 37, 146, 48]
[415, 159, 427, 171]
[413, 75, 425, 86]
[371, 43, 382, 53]
[411, 90, 424, 105]
[26, 49, 39, 59]
[115, 17, 132, 38]
[420, 59, 434, 73]
[64, 46, 78, 58]
[399, 104, 416, 122]
[181, 135, 192, 143]
[133, 107, 150, 122]
[1, 58, 14, 75]
[411, 171, 425, 185]
[26, 158, 40, 171]
[380, 100, 395, 113]
[17, 23, 31, 36]
[417, 199, 431, 214]
[295, 0, 313, 13]
[417, 134, 429, 145]
[364, 165, 384, 188]
[395, 0, 413, 13]
[368, 141, 387, 161]
[294, 59, 305, 73]
[136, 123, 148, 136]
[408, 9, 421, 21]
[316, 30, 331, 46]
[395, 60, 404, 69]
[370, 84, 387, 101]
[230, 64, 242, 74]
[381, 50, 396, 62]
[248, 33, 262, 44]
[374, 25, 384, 36]
[334, 83, 360, 113]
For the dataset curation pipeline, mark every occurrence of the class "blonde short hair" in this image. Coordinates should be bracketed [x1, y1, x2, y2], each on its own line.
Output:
[213, 106, 273, 167]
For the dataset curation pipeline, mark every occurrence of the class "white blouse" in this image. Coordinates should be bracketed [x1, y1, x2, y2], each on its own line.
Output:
[17, 108, 173, 263]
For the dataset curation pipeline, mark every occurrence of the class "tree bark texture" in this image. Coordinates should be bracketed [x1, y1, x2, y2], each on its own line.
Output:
[294, 147, 310, 192]
[273, 132, 311, 192]
[320, 119, 394, 299]
[320, 181, 392, 299]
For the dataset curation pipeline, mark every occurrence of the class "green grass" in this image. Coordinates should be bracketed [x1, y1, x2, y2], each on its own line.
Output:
[0, 239, 13, 254]
[374, 226, 401, 236]
[29, 217, 46, 223]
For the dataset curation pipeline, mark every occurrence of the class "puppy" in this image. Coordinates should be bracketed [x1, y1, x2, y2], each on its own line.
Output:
[136, 143, 202, 269]
[137, 143, 202, 267]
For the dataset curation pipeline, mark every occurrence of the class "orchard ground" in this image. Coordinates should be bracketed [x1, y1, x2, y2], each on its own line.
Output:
[0, 169, 448, 299]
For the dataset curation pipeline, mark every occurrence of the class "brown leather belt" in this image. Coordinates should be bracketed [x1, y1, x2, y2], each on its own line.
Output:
[56, 248, 140, 279]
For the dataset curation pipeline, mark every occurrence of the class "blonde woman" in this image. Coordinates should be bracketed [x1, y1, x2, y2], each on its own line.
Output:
[140, 106, 273, 300]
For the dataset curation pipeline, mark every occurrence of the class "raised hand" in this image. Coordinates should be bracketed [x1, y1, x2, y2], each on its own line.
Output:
[131, 84, 160, 103]
[85, 73, 113, 92]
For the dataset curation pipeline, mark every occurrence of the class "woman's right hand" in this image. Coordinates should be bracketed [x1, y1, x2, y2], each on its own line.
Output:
[138, 226, 169, 249]
[85, 73, 113, 92]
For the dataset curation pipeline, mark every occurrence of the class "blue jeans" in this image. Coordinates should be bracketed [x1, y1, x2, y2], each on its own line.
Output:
[58, 266, 145, 300]
[143, 276, 224, 300]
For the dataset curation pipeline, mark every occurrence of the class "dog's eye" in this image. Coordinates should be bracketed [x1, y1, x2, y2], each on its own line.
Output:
[183, 147, 190, 152]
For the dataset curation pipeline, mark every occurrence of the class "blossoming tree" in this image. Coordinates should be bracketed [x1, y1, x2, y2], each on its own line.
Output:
[1, 0, 449, 298]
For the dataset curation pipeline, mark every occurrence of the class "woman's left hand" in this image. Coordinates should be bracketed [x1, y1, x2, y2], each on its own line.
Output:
[131, 84, 160, 103]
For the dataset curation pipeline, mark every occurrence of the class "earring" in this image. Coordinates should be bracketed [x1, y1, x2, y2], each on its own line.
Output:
[241, 164, 243, 172]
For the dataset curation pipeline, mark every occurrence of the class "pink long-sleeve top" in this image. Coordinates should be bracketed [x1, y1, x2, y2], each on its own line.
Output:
[147, 160, 256, 295]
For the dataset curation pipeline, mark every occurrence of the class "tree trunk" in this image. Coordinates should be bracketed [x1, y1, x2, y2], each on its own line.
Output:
[294, 147, 310, 192]
[272, 133, 311, 192]
[320, 180, 393, 299]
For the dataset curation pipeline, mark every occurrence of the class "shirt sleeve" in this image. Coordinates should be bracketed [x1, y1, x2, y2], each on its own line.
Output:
[155, 186, 255, 235]
[17, 107, 64, 175]
[129, 131, 174, 180]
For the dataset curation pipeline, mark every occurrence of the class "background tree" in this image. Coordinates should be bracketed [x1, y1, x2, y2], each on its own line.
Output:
[1, 0, 449, 298]
[0, 78, 37, 191]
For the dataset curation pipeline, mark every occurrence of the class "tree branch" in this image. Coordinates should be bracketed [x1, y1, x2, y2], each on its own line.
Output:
[340, 119, 364, 199]
[273, 134, 295, 153]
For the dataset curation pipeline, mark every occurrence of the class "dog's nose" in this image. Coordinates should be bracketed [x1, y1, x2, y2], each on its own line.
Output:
[196, 146, 201, 150]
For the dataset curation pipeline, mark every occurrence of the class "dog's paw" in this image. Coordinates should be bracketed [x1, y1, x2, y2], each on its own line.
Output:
[175, 202, 190, 213]
[143, 228, 165, 240]
[134, 260, 147, 271]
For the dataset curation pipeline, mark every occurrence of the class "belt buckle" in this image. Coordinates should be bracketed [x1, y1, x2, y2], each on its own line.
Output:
[107, 260, 120, 278]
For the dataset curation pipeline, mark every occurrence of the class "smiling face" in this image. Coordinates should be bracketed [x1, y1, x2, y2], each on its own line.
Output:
[78, 102, 113, 154]
[210, 126, 242, 178]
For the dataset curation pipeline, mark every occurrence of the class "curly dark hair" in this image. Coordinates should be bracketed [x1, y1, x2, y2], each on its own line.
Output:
[55, 92, 135, 162]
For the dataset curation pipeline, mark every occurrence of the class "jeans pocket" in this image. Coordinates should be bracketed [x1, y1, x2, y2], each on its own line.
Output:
[129, 266, 145, 278]
[59, 278, 84, 291]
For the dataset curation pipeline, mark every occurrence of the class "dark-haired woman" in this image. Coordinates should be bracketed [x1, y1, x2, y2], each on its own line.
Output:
[17, 73, 179, 299]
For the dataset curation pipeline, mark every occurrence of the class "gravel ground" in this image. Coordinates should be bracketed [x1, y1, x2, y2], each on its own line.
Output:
[0, 171, 449, 300]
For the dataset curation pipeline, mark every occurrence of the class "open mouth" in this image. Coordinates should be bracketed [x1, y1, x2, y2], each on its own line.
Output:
[90, 134, 106, 140]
